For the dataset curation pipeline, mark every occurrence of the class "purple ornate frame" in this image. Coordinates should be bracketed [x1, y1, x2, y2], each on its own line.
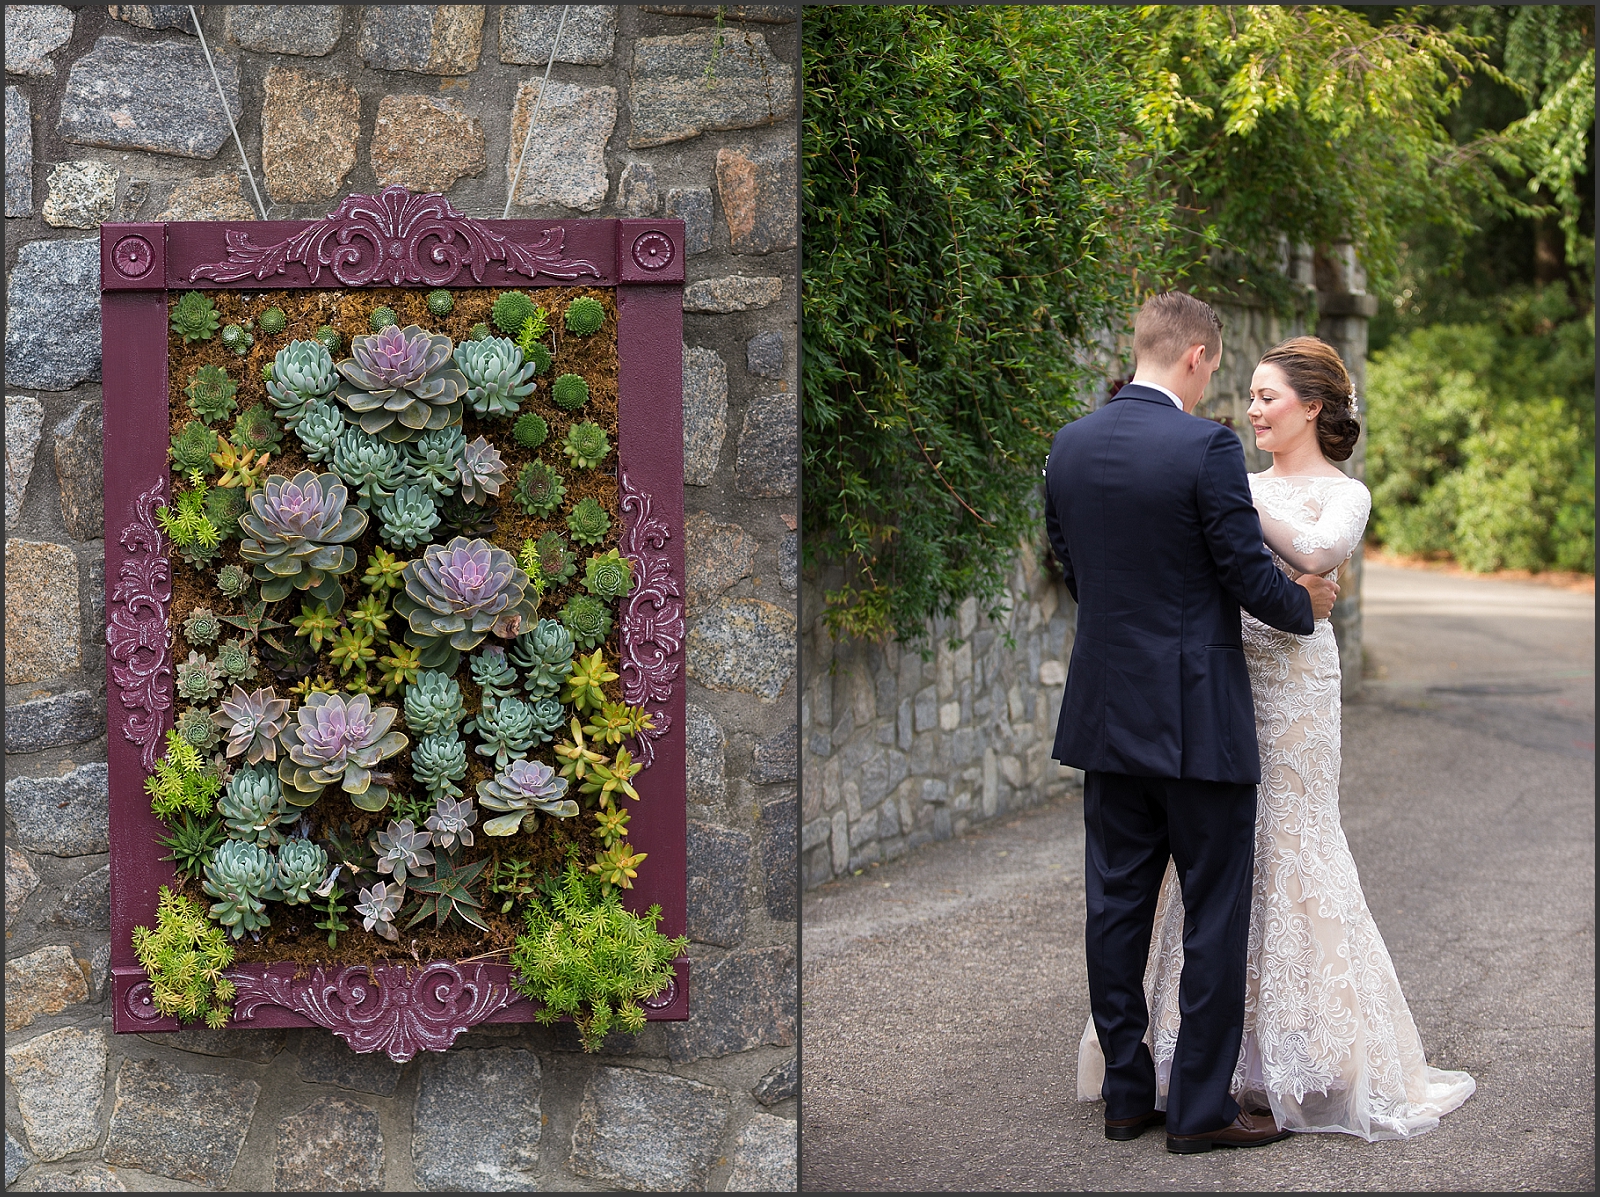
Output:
[102, 189, 688, 1059]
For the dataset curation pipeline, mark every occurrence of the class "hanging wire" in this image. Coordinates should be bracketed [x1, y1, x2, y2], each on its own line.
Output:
[503, 5, 571, 219]
[189, 4, 268, 221]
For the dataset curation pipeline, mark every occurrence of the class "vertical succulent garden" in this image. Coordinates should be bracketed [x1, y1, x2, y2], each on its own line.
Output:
[137, 284, 683, 1048]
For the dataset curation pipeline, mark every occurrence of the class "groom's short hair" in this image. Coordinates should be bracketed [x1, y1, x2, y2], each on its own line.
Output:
[1133, 292, 1223, 369]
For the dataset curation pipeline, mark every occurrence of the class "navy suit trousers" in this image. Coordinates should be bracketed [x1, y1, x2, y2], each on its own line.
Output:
[1083, 770, 1256, 1136]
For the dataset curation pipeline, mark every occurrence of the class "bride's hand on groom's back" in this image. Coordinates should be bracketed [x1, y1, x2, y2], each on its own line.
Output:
[1297, 573, 1339, 620]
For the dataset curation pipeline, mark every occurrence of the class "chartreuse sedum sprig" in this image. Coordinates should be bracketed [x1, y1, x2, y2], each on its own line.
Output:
[362, 546, 407, 595]
[516, 539, 547, 600]
[376, 641, 423, 696]
[554, 717, 605, 784]
[589, 841, 647, 891]
[581, 746, 643, 807]
[563, 649, 618, 713]
[132, 887, 236, 1028]
[156, 813, 226, 882]
[291, 600, 340, 652]
[583, 702, 654, 747]
[156, 471, 223, 556]
[145, 729, 222, 821]
[329, 626, 377, 677]
[508, 860, 685, 1051]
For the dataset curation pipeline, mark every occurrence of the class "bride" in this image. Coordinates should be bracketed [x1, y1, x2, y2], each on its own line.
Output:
[1078, 336, 1475, 1141]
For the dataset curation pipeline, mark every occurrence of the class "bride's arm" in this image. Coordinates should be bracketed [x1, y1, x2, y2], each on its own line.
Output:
[1255, 481, 1371, 576]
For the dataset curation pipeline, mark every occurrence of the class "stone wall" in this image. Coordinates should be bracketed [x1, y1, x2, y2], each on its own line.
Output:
[5, 6, 797, 1192]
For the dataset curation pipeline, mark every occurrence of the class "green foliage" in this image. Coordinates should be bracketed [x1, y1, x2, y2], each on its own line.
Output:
[469, 322, 491, 341]
[131, 887, 236, 1028]
[405, 670, 467, 736]
[185, 364, 238, 424]
[564, 296, 605, 336]
[220, 323, 253, 355]
[582, 549, 633, 601]
[215, 636, 258, 683]
[550, 373, 589, 410]
[291, 600, 340, 652]
[231, 403, 283, 456]
[315, 324, 343, 355]
[508, 862, 687, 1051]
[514, 412, 549, 448]
[563, 648, 618, 713]
[406, 854, 492, 932]
[217, 564, 252, 599]
[369, 306, 398, 332]
[156, 474, 223, 560]
[470, 646, 521, 701]
[258, 306, 287, 336]
[514, 461, 566, 517]
[492, 290, 536, 335]
[362, 546, 408, 594]
[533, 530, 577, 586]
[488, 858, 540, 914]
[156, 813, 226, 882]
[562, 421, 610, 470]
[377, 483, 441, 550]
[203, 839, 275, 939]
[175, 705, 221, 753]
[426, 289, 455, 316]
[565, 496, 610, 546]
[170, 421, 220, 477]
[182, 606, 223, 647]
[412, 731, 469, 801]
[559, 594, 613, 652]
[313, 884, 351, 948]
[171, 291, 220, 344]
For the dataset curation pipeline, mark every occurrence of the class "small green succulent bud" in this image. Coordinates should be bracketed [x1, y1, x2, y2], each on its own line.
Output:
[369, 306, 398, 332]
[564, 296, 605, 336]
[257, 307, 287, 336]
[170, 421, 220, 478]
[185, 364, 238, 425]
[216, 564, 251, 599]
[551, 373, 590, 411]
[566, 496, 611, 546]
[513, 412, 549, 448]
[559, 593, 614, 651]
[583, 549, 634, 601]
[524, 340, 552, 376]
[220, 323, 253, 355]
[492, 290, 536, 335]
[563, 421, 610, 470]
[295, 401, 346, 465]
[509, 618, 575, 700]
[183, 606, 224, 647]
[469, 322, 491, 341]
[315, 325, 343, 354]
[231, 403, 283, 456]
[514, 461, 566, 517]
[376, 484, 441, 551]
[533, 530, 577, 587]
[426, 289, 454, 316]
[171, 291, 220, 344]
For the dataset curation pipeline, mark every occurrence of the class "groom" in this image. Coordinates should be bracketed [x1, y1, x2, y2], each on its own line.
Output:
[1044, 293, 1337, 1153]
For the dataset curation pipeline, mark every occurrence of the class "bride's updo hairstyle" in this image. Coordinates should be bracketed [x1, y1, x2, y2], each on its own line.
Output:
[1258, 336, 1361, 462]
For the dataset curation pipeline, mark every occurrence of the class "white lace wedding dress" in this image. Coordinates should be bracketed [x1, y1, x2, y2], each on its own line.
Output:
[1078, 473, 1475, 1140]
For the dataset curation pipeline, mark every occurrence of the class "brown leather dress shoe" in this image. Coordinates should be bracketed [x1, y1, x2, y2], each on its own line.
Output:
[1104, 1109, 1166, 1141]
[1166, 1110, 1292, 1154]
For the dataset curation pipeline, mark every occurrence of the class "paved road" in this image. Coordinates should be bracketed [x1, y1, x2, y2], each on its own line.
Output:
[801, 563, 1594, 1192]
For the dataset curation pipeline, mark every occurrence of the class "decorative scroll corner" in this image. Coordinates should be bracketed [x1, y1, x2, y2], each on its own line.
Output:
[108, 482, 173, 771]
[230, 963, 521, 1063]
[618, 470, 683, 769]
[187, 187, 603, 287]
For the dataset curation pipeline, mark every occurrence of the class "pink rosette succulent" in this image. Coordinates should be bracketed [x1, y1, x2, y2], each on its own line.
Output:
[212, 684, 291, 764]
[277, 691, 407, 812]
[334, 324, 465, 443]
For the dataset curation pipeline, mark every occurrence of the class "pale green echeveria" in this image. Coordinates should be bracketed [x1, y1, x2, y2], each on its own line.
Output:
[332, 427, 407, 512]
[219, 762, 296, 847]
[377, 484, 440, 551]
[277, 691, 407, 812]
[509, 619, 575, 701]
[406, 426, 466, 498]
[296, 401, 346, 465]
[403, 670, 466, 736]
[455, 336, 538, 419]
[335, 324, 466, 443]
[412, 731, 468, 800]
[274, 838, 329, 905]
[237, 471, 367, 613]
[470, 694, 537, 769]
[203, 840, 275, 939]
[266, 340, 338, 430]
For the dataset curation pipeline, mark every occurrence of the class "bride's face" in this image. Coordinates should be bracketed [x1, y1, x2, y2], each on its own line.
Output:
[1247, 362, 1320, 456]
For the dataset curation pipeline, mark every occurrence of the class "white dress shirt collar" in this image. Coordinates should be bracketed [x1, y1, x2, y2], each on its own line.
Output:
[1129, 380, 1184, 409]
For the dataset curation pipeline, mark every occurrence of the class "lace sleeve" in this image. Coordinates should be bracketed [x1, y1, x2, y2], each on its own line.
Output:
[1256, 479, 1371, 576]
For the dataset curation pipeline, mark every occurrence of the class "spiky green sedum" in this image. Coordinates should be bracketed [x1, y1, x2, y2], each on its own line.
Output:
[238, 470, 368, 611]
[492, 290, 536, 335]
[583, 550, 634, 601]
[183, 606, 223, 647]
[513, 412, 549, 448]
[407, 425, 466, 497]
[219, 762, 295, 846]
[456, 336, 538, 419]
[404, 670, 467, 736]
[515, 320, 553, 376]
[509, 619, 575, 700]
[258, 307, 287, 335]
[267, 340, 339, 430]
[132, 887, 236, 1028]
[171, 421, 221, 477]
[508, 862, 686, 1051]
[426, 289, 455, 316]
[171, 291, 220, 343]
[566, 497, 611, 546]
[157, 475, 223, 567]
[377, 484, 440, 551]
[551, 373, 590, 410]
[204, 839, 276, 939]
[559, 594, 613, 651]
[333, 428, 407, 511]
[563, 422, 610, 470]
[156, 813, 226, 883]
[275, 838, 330, 905]
[144, 728, 222, 821]
[564, 296, 605, 336]
[185, 365, 238, 424]
[296, 401, 346, 464]
[369, 306, 398, 331]
[513, 461, 565, 517]
[177, 650, 222, 702]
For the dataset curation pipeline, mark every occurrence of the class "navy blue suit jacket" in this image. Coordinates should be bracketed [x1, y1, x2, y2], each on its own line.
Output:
[1044, 384, 1314, 783]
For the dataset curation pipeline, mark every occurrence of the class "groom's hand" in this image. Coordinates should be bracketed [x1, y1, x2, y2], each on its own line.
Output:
[1297, 573, 1339, 620]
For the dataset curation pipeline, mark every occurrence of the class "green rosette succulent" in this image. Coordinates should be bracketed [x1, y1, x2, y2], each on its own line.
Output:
[332, 427, 407, 511]
[533, 530, 578, 587]
[412, 731, 468, 800]
[403, 670, 466, 736]
[559, 593, 614, 651]
[513, 412, 549, 449]
[394, 537, 540, 672]
[215, 637, 259, 683]
[551, 373, 590, 411]
[295, 401, 346, 465]
[435, 490, 499, 541]
[470, 695, 535, 770]
[513, 462, 565, 517]
[477, 758, 576, 836]
[509, 618, 575, 700]
[377, 484, 440, 551]
[274, 838, 329, 905]
[258, 307, 287, 336]
[176, 651, 222, 702]
[468, 322, 491, 341]
[221, 323, 253, 355]
[455, 336, 538, 419]
[203, 839, 275, 938]
[185, 365, 238, 425]
[266, 340, 339, 430]
[426, 289, 454, 316]
[176, 706, 222, 753]
[566, 497, 611, 546]
[315, 325, 343, 355]
[564, 295, 605, 336]
[334, 324, 466, 443]
[170, 421, 220, 477]
[218, 763, 295, 847]
[204, 484, 248, 540]
[369, 306, 398, 332]
[216, 564, 251, 599]
[470, 645, 521, 701]
[457, 435, 507, 505]
[237, 470, 368, 612]
[563, 422, 611, 470]
[492, 290, 536, 335]
[406, 425, 466, 497]
[583, 550, 634, 601]
[182, 606, 223, 647]
[231, 403, 284, 456]
[171, 291, 220, 343]
[278, 691, 408, 811]
[528, 695, 566, 745]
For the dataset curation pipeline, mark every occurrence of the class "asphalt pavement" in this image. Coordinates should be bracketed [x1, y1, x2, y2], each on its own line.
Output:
[800, 562, 1595, 1192]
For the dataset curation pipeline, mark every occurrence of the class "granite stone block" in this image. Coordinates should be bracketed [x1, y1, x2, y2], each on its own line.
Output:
[726, 1113, 796, 1192]
[53, 402, 103, 541]
[104, 1057, 260, 1186]
[760, 793, 797, 921]
[682, 345, 729, 486]
[3, 945, 88, 1031]
[686, 598, 796, 702]
[665, 186, 714, 255]
[685, 702, 727, 806]
[500, 6, 616, 65]
[665, 943, 795, 1061]
[225, 6, 343, 56]
[5, 239, 101, 390]
[6, 88, 33, 217]
[5, 1130, 28, 1188]
[779, 531, 797, 592]
[413, 1048, 541, 1191]
[359, 5, 484, 75]
[6, 764, 110, 857]
[42, 161, 117, 229]
[6, 395, 45, 532]
[750, 723, 796, 784]
[736, 390, 798, 498]
[372, 95, 486, 193]
[683, 275, 783, 313]
[568, 1066, 731, 1191]
[5, 7, 75, 77]
[106, 6, 196, 33]
[4, 1027, 107, 1163]
[154, 174, 256, 221]
[51, 862, 109, 930]
[751, 1055, 796, 1106]
[684, 511, 757, 611]
[506, 80, 617, 213]
[716, 143, 797, 254]
[295, 1031, 403, 1096]
[59, 36, 239, 159]
[628, 28, 795, 148]
[615, 160, 659, 217]
[745, 330, 784, 379]
[6, 845, 40, 930]
[274, 1098, 384, 1192]
[135, 1026, 286, 1064]
[5, 540, 82, 683]
[687, 820, 750, 947]
[261, 68, 359, 203]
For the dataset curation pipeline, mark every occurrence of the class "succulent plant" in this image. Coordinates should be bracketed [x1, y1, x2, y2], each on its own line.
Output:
[433, 490, 499, 540]
[513, 412, 549, 449]
[374, 818, 435, 886]
[215, 637, 259, 683]
[295, 401, 346, 465]
[210, 437, 272, 492]
[565, 296, 605, 336]
[347, 592, 391, 642]
[278, 691, 408, 811]
[426, 289, 455, 316]
[470, 695, 538, 768]
[231, 403, 284, 457]
[217, 564, 252, 599]
[407, 852, 491, 931]
[425, 794, 477, 851]
[509, 619, 575, 700]
[376, 641, 422, 695]
[258, 306, 287, 336]
[563, 422, 611, 470]
[171, 421, 221, 477]
[204, 484, 248, 540]
[376, 484, 440, 551]
[328, 626, 377, 677]
[362, 546, 408, 595]
[412, 731, 468, 800]
[356, 880, 403, 941]
[203, 840, 276, 938]
[533, 530, 578, 587]
[332, 427, 407, 511]
[528, 695, 567, 744]
[289, 600, 339, 652]
[369, 306, 398, 331]
[523, 338, 553, 377]
[218, 763, 294, 846]
[274, 838, 329, 905]
[221, 323, 254, 355]
[399, 428, 461, 499]
[584, 701, 655, 747]
[177, 651, 223, 702]
[583, 549, 634, 601]
[214, 684, 290, 764]
[471, 644, 521, 701]
[172, 291, 220, 343]
[566, 497, 612, 546]
[156, 812, 227, 883]
[563, 648, 619, 712]
[394, 537, 540, 671]
[315, 324, 343, 354]
[239, 470, 368, 610]
[551, 373, 590, 410]
[266, 340, 339, 430]
[478, 759, 577, 836]
[183, 606, 224, 647]
[559, 594, 614, 652]
[452, 435, 506, 506]
[513, 461, 566, 517]
[491, 290, 536, 336]
[455, 336, 538, 418]
[404, 670, 466, 736]
[185, 364, 239, 424]
[334, 324, 466, 443]
[589, 842, 648, 892]
[514, 312, 553, 370]
[468, 322, 491, 341]
[176, 705, 222, 753]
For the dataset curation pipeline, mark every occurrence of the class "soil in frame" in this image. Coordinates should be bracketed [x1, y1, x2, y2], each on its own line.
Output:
[162, 285, 626, 968]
